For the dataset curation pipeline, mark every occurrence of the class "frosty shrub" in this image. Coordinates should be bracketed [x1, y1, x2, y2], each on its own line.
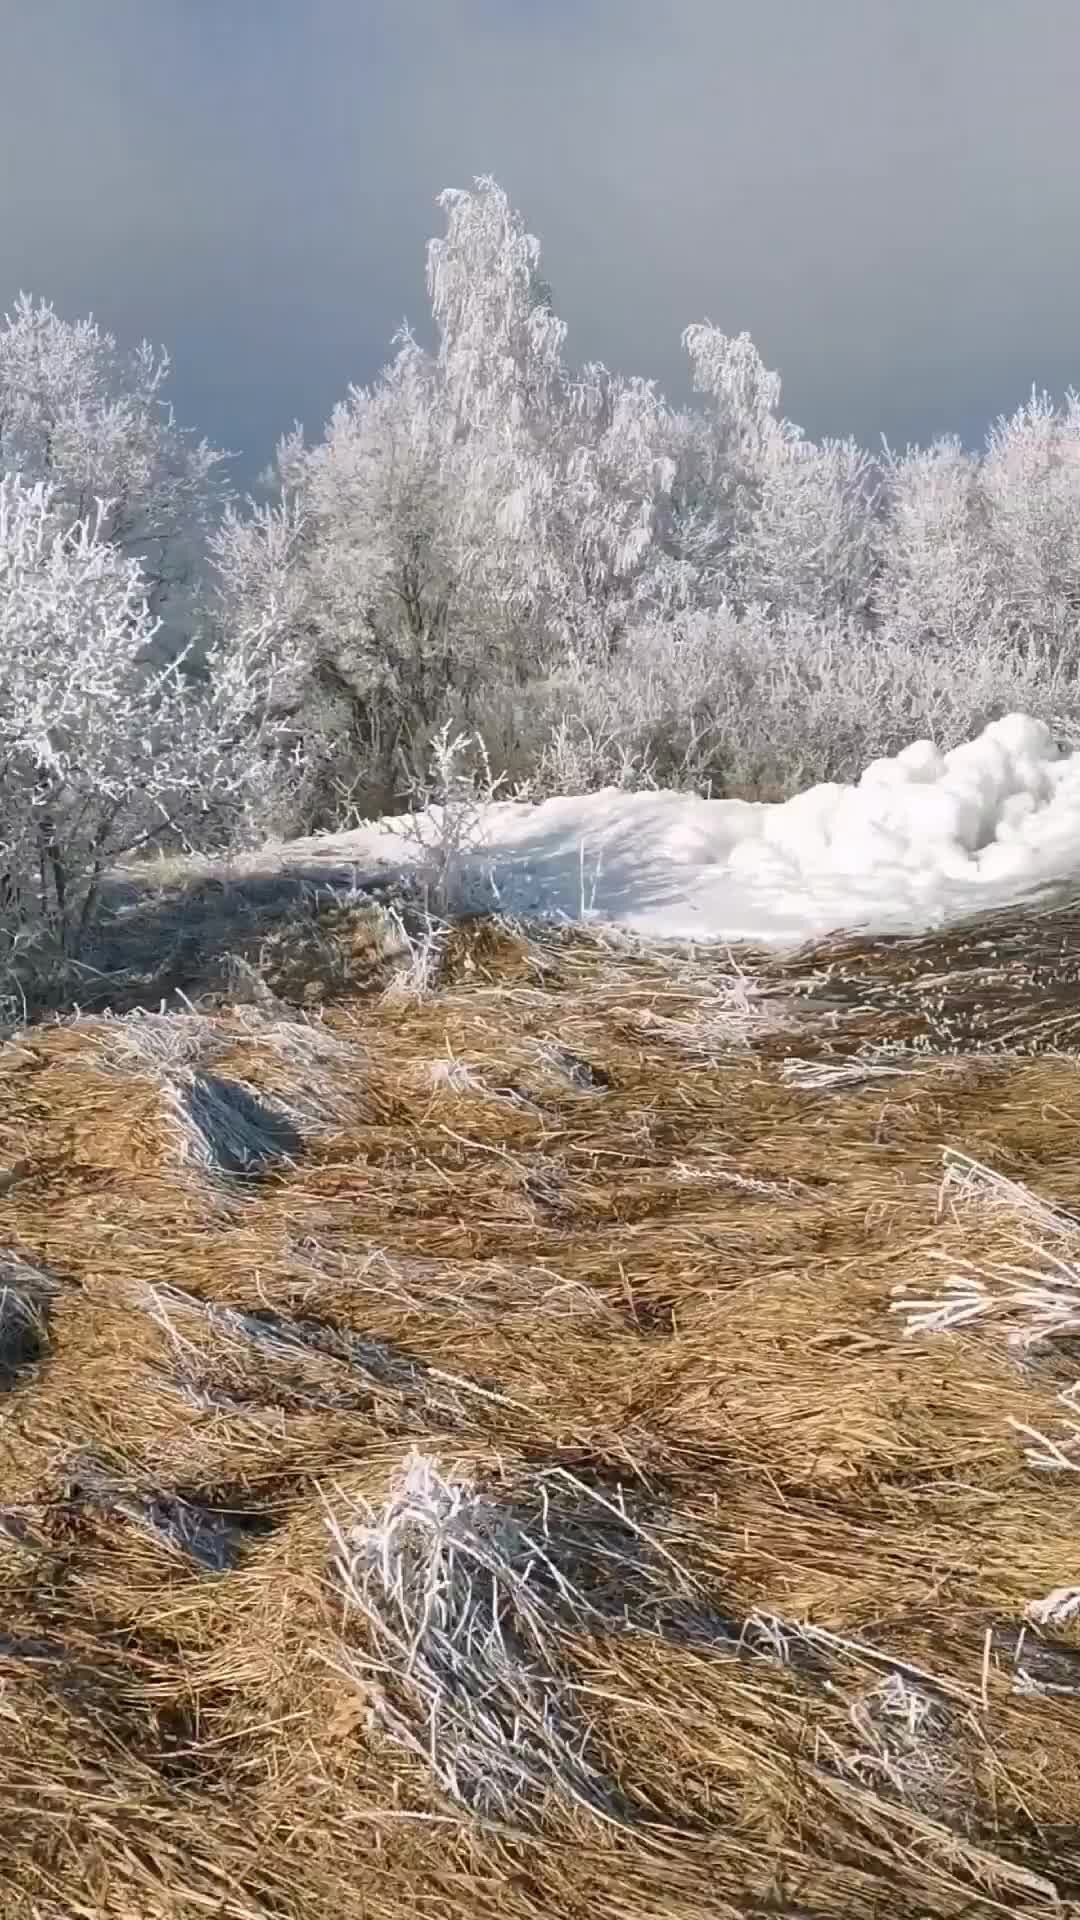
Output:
[521, 607, 1080, 802]
[0, 476, 280, 962]
[395, 721, 506, 915]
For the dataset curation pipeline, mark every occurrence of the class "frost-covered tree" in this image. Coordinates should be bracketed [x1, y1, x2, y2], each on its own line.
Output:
[667, 326, 881, 620]
[731, 433, 881, 622]
[678, 324, 788, 583]
[212, 179, 683, 821]
[425, 180, 676, 652]
[876, 400, 1080, 674]
[0, 294, 227, 631]
[979, 389, 1080, 658]
[212, 335, 468, 823]
[0, 475, 275, 957]
[552, 366, 678, 650]
[874, 437, 992, 650]
[429, 178, 567, 437]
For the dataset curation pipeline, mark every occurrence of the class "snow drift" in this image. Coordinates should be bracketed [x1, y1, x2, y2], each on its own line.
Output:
[299, 715, 1080, 947]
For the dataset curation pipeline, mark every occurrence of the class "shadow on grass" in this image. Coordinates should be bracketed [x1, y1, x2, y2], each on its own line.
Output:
[2, 858, 412, 1026]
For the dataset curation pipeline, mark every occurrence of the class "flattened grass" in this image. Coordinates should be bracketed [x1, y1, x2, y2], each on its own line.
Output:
[3, 900, 1080, 1915]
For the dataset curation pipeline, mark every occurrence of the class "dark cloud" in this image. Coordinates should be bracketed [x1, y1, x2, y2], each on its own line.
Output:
[2, 0, 1078, 481]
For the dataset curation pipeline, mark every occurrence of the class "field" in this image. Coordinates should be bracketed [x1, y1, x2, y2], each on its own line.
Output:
[4, 889, 1080, 1918]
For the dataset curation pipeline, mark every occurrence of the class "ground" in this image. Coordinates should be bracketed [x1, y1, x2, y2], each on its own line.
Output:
[3, 896, 1080, 1917]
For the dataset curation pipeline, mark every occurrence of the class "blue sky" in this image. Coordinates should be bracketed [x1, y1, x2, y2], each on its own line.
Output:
[3, 0, 1079, 483]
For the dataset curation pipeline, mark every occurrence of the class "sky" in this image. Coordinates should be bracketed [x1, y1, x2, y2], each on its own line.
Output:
[2, 1, 1079, 486]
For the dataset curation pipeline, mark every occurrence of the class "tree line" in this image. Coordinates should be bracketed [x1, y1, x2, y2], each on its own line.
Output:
[3, 176, 1080, 959]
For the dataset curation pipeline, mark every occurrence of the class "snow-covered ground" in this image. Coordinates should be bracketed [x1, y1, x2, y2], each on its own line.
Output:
[287, 714, 1080, 948]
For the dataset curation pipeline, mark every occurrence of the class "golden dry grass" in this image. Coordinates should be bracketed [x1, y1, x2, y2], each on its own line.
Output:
[3, 901, 1080, 1916]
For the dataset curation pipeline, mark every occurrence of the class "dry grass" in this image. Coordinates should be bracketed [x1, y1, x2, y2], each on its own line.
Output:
[5, 897, 1080, 1915]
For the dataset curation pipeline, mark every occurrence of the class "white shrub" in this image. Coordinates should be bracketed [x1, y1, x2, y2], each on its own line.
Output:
[0, 476, 269, 956]
[519, 606, 1080, 802]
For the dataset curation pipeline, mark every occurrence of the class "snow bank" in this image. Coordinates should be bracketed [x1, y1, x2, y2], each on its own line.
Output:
[299, 715, 1080, 948]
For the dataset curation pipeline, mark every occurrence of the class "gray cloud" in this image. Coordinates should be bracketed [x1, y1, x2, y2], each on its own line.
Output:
[2, 0, 1079, 481]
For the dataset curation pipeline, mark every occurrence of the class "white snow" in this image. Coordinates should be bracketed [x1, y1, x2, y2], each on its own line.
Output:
[294, 714, 1080, 948]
